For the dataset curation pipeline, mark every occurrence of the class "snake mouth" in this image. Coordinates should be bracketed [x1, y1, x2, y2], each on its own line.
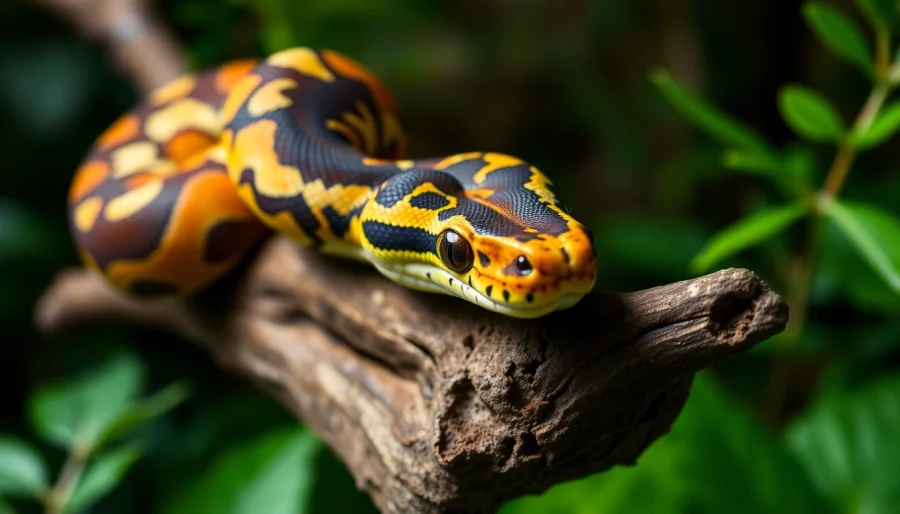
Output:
[372, 262, 588, 319]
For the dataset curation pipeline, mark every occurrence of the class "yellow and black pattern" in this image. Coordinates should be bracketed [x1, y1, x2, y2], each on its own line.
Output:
[68, 47, 597, 318]
[68, 59, 269, 295]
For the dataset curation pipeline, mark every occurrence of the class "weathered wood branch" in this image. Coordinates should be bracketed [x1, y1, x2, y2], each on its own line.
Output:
[34, 236, 787, 513]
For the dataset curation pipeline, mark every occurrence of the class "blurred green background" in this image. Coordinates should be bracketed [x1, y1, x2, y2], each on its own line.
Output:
[2, 0, 900, 512]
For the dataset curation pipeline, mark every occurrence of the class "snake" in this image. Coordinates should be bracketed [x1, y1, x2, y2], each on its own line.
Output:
[67, 47, 597, 319]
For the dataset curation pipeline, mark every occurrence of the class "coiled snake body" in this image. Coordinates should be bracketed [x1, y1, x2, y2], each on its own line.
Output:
[68, 47, 597, 318]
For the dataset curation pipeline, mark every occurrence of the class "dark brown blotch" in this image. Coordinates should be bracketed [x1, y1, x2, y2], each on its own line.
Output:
[130, 279, 181, 298]
[204, 219, 269, 263]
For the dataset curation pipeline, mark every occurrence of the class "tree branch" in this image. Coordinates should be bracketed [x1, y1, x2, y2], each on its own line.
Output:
[34, 236, 787, 513]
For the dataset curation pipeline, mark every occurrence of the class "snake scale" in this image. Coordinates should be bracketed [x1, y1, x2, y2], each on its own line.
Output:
[67, 47, 597, 318]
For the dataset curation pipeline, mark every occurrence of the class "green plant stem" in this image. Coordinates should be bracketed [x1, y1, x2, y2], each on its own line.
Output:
[822, 83, 889, 197]
[875, 24, 891, 73]
[789, 32, 898, 340]
[44, 446, 88, 514]
[783, 218, 821, 344]
[769, 30, 897, 427]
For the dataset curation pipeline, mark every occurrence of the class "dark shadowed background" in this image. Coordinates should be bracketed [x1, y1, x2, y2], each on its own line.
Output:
[2, 0, 899, 512]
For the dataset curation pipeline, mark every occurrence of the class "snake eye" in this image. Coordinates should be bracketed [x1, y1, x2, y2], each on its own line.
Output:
[515, 255, 533, 275]
[437, 229, 473, 273]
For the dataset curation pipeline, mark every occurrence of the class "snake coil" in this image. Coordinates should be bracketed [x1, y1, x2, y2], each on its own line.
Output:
[67, 47, 597, 319]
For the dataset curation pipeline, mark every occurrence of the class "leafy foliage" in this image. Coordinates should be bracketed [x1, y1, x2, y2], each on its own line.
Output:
[825, 200, 900, 293]
[786, 376, 900, 513]
[67, 444, 144, 513]
[803, 2, 874, 74]
[855, 100, 900, 146]
[164, 428, 320, 514]
[501, 374, 833, 514]
[4, 0, 900, 512]
[855, 0, 899, 31]
[639, 2, 900, 511]
[653, 1, 900, 308]
[648, 68, 776, 159]
[28, 352, 146, 452]
[778, 85, 847, 142]
[1, 352, 186, 513]
[0, 437, 48, 499]
[691, 202, 808, 272]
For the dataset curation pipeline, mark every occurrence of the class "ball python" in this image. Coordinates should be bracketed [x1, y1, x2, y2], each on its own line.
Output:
[67, 47, 597, 319]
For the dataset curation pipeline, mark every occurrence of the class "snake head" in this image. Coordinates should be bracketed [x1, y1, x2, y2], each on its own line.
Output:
[358, 162, 597, 318]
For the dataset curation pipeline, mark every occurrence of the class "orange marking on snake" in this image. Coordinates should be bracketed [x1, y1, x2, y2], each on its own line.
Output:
[124, 173, 158, 189]
[464, 188, 494, 199]
[166, 130, 218, 165]
[98, 116, 141, 149]
[180, 150, 214, 171]
[104, 170, 264, 292]
[67, 48, 598, 317]
[321, 50, 399, 115]
[69, 161, 110, 202]
[215, 59, 259, 94]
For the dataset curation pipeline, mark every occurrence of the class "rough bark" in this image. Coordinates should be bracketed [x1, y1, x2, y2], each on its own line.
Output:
[35, 236, 788, 513]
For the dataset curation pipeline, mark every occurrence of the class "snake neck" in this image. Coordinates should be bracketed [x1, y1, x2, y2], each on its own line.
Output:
[221, 48, 412, 254]
[221, 47, 597, 319]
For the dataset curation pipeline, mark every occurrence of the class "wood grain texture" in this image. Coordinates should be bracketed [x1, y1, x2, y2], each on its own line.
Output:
[35, 236, 788, 513]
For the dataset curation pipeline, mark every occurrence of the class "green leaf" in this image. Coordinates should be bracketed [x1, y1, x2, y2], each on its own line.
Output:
[500, 373, 832, 514]
[721, 149, 780, 174]
[783, 144, 819, 187]
[163, 428, 321, 514]
[308, 447, 378, 513]
[855, 100, 900, 148]
[786, 375, 900, 514]
[803, 2, 874, 73]
[0, 437, 48, 499]
[691, 202, 808, 272]
[722, 148, 814, 196]
[66, 444, 144, 513]
[824, 200, 900, 293]
[650, 68, 776, 158]
[101, 381, 191, 447]
[28, 352, 144, 452]
[855, 0, 898, 31]
[817, 219, 900, 313]
[778, 85, 847, 142]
